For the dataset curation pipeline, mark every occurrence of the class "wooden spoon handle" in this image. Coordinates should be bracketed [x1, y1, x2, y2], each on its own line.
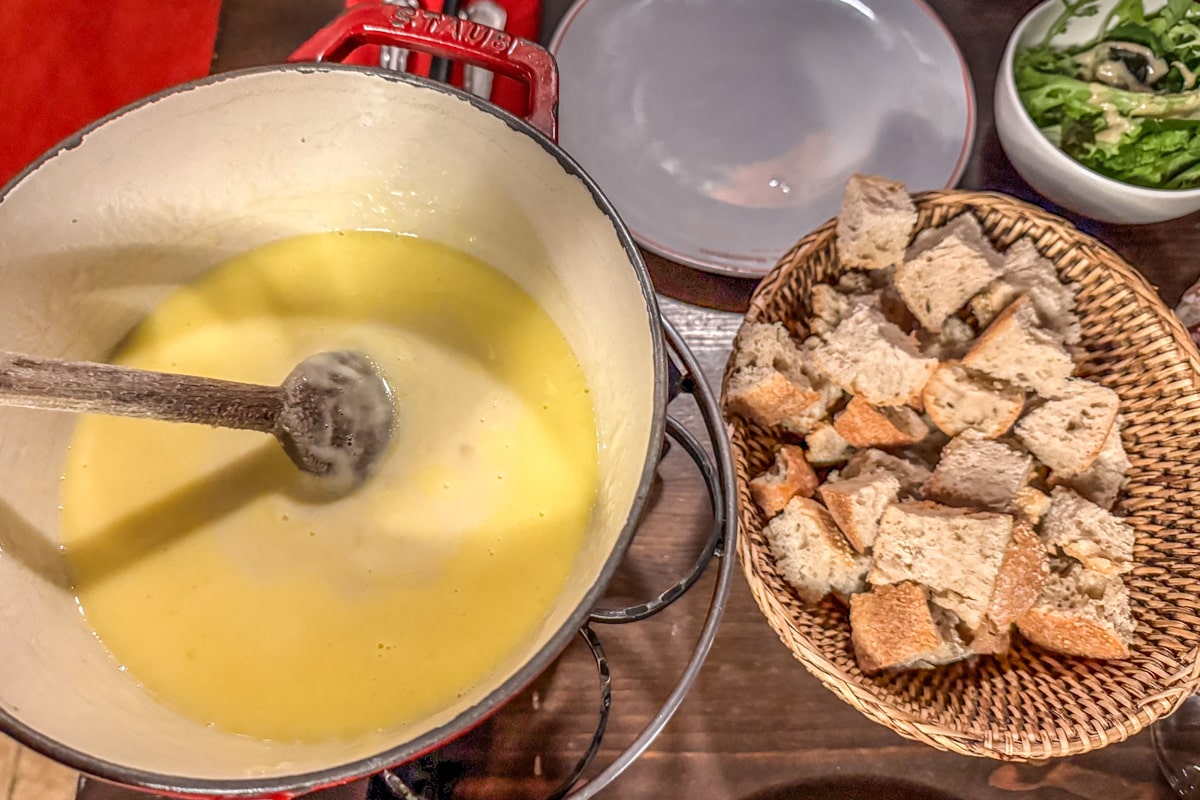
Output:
[0, 352, 283, 433]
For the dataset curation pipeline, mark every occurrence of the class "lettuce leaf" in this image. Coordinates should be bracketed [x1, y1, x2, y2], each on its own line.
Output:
[1014, 49, 1102, 128]
[1067, 118, 1200, 187]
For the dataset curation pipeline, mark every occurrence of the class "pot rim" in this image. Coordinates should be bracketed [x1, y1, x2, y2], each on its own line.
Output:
[0, 62, 668, 798]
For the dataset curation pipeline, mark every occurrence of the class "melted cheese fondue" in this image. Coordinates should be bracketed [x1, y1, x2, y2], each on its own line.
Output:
[59, 231, 599, 743]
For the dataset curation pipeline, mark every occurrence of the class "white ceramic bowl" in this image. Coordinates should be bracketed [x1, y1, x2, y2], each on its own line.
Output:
[996, 0, 1200, 224]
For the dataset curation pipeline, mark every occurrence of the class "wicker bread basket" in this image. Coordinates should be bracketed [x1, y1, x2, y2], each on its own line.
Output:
[723, 189, 1200, 760]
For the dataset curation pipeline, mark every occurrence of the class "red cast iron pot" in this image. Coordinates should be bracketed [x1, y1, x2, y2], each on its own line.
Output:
[0, 4, 735, 799]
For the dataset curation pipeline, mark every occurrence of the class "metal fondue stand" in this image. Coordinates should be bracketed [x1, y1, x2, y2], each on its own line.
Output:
[75, 318, 738, 800]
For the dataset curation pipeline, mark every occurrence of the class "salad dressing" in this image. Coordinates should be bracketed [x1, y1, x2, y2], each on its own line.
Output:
[1074, 41, 1168, 92]
[1173, 60, 1199, 90]
[58, 231, 601, 743]
[1090, 89, 1136, 143]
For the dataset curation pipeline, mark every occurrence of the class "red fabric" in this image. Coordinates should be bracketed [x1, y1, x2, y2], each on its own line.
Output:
[0, 0, 221, 186]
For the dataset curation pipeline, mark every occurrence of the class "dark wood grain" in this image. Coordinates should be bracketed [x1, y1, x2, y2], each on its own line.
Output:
[206, 2, 1194, 799]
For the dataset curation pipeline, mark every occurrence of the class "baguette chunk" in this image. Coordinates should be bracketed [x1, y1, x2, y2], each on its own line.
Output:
[1016, 559, 1133, 660]
[818, 471, 901, 552]
[726, 323, 840, 433]
[763, 497, 869, 604]
[834, 397, 929, 448]
[750, 445, 819, 518]
[869, 501, 1014, 629]
[970, 239, 1081, 344]
[1041, 487, 1135, 575]
[987, 520, 1049, 628]
[836, 174, 918, 271]
[962, 296, 1074, 398]
[1051, 416, 1131, 510]
[810, 308, 937, 407]
[850, 582, 969, 673]
[804, 423, 854, 466]
[925, 431, 1032, 512]
[895, 218, 1003, 333]
[922, 362, 1024, 439]
[1015, 379, 1120, 474]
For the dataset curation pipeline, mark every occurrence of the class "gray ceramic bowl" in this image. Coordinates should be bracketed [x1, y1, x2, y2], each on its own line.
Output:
[551, 0, 976, 276]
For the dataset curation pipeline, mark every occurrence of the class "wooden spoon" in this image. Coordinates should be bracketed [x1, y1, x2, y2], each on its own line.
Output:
[0, 350, 394, 493]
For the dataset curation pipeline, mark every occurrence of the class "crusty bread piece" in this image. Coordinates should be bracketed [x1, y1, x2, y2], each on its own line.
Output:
[850, 582, 970, 672]
[731, 321, 804, 373]
[1012, 485, 1052, 526]
[811, 284, 848, 336]
[1016, 558, 1134, 659]
[962, 296, 1075, 398]
[895, 217, 1004, 333]
[921, 362, 1025, 439]
[1014, 379, 1120, 474]
[842, 448, 931, 499]
[798, 335, 848, 414]
[726, 322, 819, 428]
[833, 396, 929, 448]
[965, 623, 1012, 656]
[1050, 415, 1130, 510]
[810, 283, 882, 336]
[763, 496, 869, 604]
[804, 422, 854, 466]
[725, 368, 821, 430]
[869, 501, 1014, 629]
[987, 520, 1049, 628]
[810, 308, 937, 407]
[750, 445, 819, 518]
[835, 174, 918, 271]
[970, 239, 1081, 344]
[818, 471, 901, 552]
[1041, 486, 1135, 575]
[908, 212, 986, 257]
[919, 316, 977, 360]
[924, 431, 1033, 512]
[726, 323, 841, 433]
[969, 282, 1014, 331]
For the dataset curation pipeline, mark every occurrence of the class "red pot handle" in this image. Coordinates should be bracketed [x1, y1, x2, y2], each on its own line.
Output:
[288, 2, 558, 141]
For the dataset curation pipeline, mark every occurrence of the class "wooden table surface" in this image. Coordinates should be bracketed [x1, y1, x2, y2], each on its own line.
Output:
[9, 1, 1200, 799]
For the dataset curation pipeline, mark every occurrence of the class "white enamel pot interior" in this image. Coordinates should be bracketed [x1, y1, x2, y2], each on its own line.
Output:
[0, 65, 666, 797]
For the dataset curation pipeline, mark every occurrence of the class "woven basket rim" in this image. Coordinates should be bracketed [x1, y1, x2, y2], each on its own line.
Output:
[725, 188, 1200, 761]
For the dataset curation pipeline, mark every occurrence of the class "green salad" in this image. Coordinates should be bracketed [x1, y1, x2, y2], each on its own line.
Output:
[1015, 0, 1200, 189]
